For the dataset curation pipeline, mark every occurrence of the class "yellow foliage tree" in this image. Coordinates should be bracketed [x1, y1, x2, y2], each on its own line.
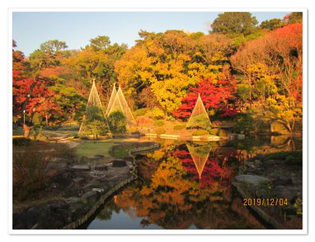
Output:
[266, 95, 302, 133]
[114, 31, 233, 114]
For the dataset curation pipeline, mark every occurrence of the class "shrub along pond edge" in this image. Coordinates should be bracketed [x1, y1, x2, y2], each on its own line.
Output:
[13, 141, 160, 229]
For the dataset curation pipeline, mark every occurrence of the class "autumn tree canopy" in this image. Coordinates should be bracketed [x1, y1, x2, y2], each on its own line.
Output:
[12, 12, 303, 135]
[115, 30, 234, 113]
[173, 78, 237, 120]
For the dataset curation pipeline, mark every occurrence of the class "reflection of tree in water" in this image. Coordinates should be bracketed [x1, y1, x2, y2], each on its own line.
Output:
[110, 144, 262, 229]
[270, 135, 302, 151]
[226, 136, 302, 159]
[174, 143, 236, 189]
[94, 139, 302, 229]
[96, 198, 120, 221]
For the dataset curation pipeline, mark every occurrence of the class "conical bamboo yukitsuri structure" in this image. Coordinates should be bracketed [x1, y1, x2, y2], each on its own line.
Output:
[186, 93, 211, 130]
[105, 83, 117, 116]
[106, 83, 136, 126]
[78, 80, 110, 135]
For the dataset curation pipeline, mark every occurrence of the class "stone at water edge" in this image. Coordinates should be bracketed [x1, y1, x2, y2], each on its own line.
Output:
[65, 197, 80, 204]
[124, 156, 134, 162]
[271, 175, 293, 186]
[73, 177, 85, 183]
[88, 157, 101, 162]
[94, 165, 108, 171]
[80, 191, 99, 204]
[234, 175, 270, 186]
[70, 165, 90, 171]
[112, 159, 127, 167]
[273, 185, 299, 202]
[254, 160, 262, 166]
[92, 188, 104, 193]
[79, 156, 88, 163]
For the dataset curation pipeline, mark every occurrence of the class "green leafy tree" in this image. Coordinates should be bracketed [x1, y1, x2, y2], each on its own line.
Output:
[285, 12, 303, 24]
[40, 39, 67, 54]
[233, 112, 255, 135]
[29, 49, 51, 71]
[82, 106, 109, 139]
[187, 113, 211, 131]
[29, 39, 69, 72]
[50, 83, 86, 123]
[89, 36, 111, 51]
[260, 18, 284, 31]
[65, 36, 127, 103]
[107, 110, 127, 134]
[211, 12, 258, 37]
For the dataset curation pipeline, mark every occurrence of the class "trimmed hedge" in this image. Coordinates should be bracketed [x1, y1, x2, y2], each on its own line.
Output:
[192, 130, 209, 136]
[155, 128, 166, 134]
[173, 124, 186, 130]
[151, 108, 164, 120]
[154, 119, 165, 127]
[134, 108, 149, 117]
[13, 137, 31, 146]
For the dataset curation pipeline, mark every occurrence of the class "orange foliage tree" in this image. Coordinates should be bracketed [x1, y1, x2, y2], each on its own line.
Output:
[231, 23, 303, 132]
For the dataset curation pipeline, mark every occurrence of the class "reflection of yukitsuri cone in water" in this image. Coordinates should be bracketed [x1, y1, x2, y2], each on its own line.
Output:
[106, 83, 136, 126]
[186, 93, 211, 130]
[79, 80, 109, 135]
[186, 143, 211, 179]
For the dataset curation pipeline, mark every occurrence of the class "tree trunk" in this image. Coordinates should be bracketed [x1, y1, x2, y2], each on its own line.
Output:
[23, 124, 32, 138]
[284, 122, 293, 134]
[291, 120, 296, 133]
[270, 122, 274, 133]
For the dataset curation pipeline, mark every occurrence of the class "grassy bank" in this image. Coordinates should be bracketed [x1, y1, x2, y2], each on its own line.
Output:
[75, 138, 150, 159]
[75, 141, 115, 158]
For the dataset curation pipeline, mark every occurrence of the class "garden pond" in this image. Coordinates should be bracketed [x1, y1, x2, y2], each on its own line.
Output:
[82, 135, 302, 229]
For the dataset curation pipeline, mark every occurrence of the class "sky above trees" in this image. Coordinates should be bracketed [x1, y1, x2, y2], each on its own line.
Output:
[13, 11, 289, 56]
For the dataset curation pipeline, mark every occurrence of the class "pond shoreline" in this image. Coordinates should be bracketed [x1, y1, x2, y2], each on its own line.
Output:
[64, 141, 160, 229]
[13, 141, 160, 229]
[63, 174, 137, 229]
[231, 151, 302, 229]
[13, 135, 302, 230]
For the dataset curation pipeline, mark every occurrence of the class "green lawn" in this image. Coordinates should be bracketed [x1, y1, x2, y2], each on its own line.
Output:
[75, 140, 116, 158]
[13, 125, 138, 159]
[75, 139, 142, 159]
[111, 145, 133, 159]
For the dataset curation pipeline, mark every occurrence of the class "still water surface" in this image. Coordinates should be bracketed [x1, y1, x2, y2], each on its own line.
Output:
[85, 136, 301, 229]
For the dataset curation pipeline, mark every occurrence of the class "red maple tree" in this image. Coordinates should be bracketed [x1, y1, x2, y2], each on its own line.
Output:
[231, 22, 302, 101]
[13, 70, 61, 137]
[173, 78, 237, 120]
